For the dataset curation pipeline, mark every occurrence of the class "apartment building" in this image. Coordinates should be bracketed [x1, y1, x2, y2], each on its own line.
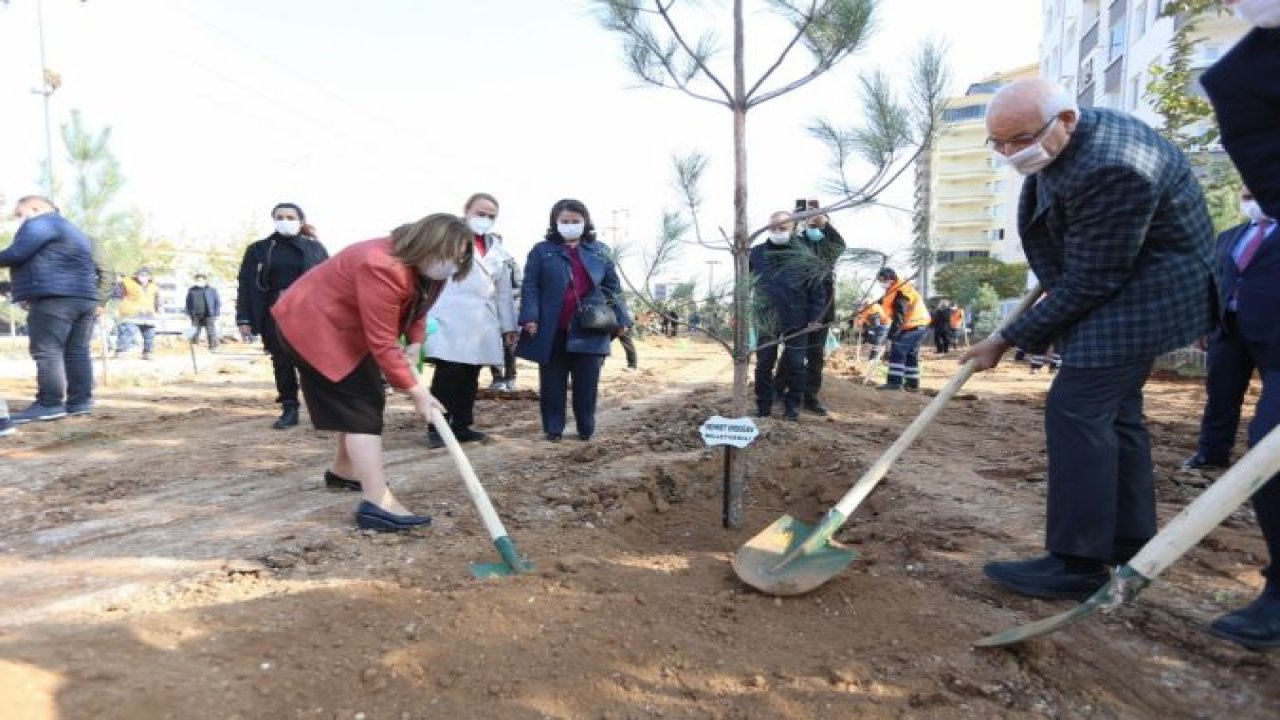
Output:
[1040, 0, 1248, 123]
[919, 63, 1037, 291]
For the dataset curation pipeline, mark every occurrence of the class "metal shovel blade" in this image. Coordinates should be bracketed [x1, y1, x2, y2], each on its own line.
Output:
[732, 515, 858, 596]
[468, 535, 535, 579]
[974, 565, 1151, 647]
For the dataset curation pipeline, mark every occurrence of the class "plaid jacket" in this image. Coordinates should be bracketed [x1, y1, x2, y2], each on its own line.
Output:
[1002, 108, 1217, 368]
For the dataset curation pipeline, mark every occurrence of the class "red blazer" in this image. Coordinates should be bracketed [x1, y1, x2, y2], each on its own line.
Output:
[272, 237, 437, 390]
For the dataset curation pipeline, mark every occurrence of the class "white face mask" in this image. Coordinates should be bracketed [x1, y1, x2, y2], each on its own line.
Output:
[1235, 0, 1280, 27]
[1003, 141, 1056, 176]
[767, 230, 791, 245]
[274, 219, 302, 236]
[1242, 199, 1268, 224]
[467, 216, 495, 236]
[557, 222, 585, 240]
[422, 260, 457, 281]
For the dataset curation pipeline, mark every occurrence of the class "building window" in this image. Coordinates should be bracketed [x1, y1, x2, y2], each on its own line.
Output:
[1109, 18, 1128, 63]
[989, 180, 1005, 193]
[1129, 73, 1142, 110]
[988, 204, 1005, 219]
[1134, 1, 1148, 38]
[942, 104, 987, 122]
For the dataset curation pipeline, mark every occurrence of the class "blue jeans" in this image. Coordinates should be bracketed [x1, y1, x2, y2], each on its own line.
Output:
[26, 297, 97, 408]
[116, 322, 156, 354]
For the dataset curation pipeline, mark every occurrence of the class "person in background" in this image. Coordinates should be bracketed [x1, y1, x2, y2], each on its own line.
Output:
[236, 203, 329, 430]
[488, 221, 524, 393]
[0, 195, 104, 423]
[613, 330, 638, 370]
[423, 192, 519, 448]
[272, 213, 471, 531]
[185, 273, 221, 351]
[949, 304, 967, 349]
[962, 78, 1214, 603]
[517, 198, 631, 442]
[113, 267, 161, 360]
[875, 267, 930, 392]
[751, 210, 824, 420]
[931, 299, 953, 355]
[793, 208, 845, 415]
[855, 299, 889, 362]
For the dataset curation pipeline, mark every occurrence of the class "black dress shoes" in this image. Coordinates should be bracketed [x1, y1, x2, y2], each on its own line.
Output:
[803, 400, 829, 416]
[1181, 452, 1229, 471]
[983, 553, 1110, 601]
[355, 501, 432, 532]
[1210, 591, 1280, 650]
[324, 470, 361, 492]
[272, 405, 300, 430]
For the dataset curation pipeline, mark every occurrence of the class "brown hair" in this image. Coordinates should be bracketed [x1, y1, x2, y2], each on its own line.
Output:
[463, 193, 499, 212]
[390, 213, 474, 281]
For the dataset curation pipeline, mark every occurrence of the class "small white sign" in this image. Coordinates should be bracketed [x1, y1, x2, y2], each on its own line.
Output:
[699, 415, 760, 448]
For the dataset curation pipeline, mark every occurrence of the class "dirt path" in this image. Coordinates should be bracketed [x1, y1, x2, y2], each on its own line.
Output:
[0, 338, 1276, 719]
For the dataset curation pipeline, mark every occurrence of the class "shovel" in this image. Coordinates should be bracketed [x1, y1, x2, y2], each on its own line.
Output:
[975, 422, 1280, 647]
[733, 285, 1043, 596]
[429, 407, 534, 578]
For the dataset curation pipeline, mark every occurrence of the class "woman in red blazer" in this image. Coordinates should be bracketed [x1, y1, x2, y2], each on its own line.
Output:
[272, 213, 474, 531]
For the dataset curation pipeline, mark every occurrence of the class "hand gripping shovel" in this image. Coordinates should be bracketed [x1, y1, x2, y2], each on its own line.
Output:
[975, 422, 1280, 647]
[733, 285, 1043, 596]
[430, 408, 534, 578]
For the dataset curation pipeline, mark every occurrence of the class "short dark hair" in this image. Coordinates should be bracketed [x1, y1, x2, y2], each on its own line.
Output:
[545, 198, 597, 244]
[464, 193, 499, 212]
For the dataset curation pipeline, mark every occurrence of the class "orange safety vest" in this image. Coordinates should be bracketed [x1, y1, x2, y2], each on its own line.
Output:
[949, 307, 965, 329]
[855, 302, 889, 327]
[882, 280, 929, 331]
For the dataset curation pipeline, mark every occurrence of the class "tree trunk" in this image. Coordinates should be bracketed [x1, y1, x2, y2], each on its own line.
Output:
[726, 0, 749, 530]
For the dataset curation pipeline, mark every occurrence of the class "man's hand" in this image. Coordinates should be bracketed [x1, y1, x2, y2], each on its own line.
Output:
[408, 384, 445, 418]
[503, 331, 518, 348]
[238, 324, 252, 337]
[523, 321, 538, 336]
[1195, 335, 1209, 352]
[959, 334, 1012, 372]
[810, 214, 829, 228]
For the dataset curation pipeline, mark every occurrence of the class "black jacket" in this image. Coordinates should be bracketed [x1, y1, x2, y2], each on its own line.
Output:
[235, 234, 328, 333]
[1203, 28, 1280, 220]
[799, 223, 846, 322]
[749, 240, 825, 335]
[185, 285, 222, 318]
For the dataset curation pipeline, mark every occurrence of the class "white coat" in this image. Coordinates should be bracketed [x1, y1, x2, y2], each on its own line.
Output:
[425, 232, 520, 366]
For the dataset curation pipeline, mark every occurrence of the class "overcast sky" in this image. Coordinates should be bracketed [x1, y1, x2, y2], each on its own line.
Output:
[0, 0, 1041, 288]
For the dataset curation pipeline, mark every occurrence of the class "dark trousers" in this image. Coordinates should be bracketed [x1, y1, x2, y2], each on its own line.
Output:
[489, 343, 517, 382]
[1249, 366, 1280, 587]
[615, 332, 637, 368]
[27, 297, 97, 409]
[756, 330, 806, 413]
[539, 332, 604, 437]
[261, 314, 300, 409]
[1196, 315, 1263, 463]
[431, 359, 481, 430]
[885, 327, 926, 389]
[1044, 360, 1157, 563]
[190, 315, 220, 348]
[933, 327, 951, 354]
[773, 327, 826, 404]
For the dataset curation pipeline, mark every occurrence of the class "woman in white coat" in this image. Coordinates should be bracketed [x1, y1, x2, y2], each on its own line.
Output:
[423, 193, 519, 448]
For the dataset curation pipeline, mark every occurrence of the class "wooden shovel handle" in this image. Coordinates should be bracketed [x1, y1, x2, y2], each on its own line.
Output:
[430, 408, 509, 541]
[832, 285, 1043, 517]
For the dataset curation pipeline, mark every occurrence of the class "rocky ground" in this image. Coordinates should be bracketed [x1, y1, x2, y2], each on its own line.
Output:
[0, 335, 1276, 719]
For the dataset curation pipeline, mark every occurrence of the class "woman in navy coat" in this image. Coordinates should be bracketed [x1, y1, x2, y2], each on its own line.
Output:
[516, 199, 631, 441]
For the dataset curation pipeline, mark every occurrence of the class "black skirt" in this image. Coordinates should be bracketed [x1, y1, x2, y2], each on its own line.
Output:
[281, 334, 386, 435]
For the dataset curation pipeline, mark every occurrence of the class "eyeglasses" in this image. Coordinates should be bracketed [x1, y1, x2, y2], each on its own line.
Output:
[986, 117, 1057, 154]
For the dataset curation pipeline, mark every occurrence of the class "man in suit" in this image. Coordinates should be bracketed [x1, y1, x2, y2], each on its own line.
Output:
[1184, 189, 1275, 472]
[960, 78, 1216, 600]
[1202, 3, 1280, 649]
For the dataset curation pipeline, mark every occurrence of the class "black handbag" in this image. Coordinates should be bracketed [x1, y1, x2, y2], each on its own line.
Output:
[567, 257, 619, 333]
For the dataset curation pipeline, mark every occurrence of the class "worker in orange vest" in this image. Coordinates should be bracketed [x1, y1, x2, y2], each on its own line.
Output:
[854, 300, 890, 361]
[875, 267, 930, 391]
[949, 305, 967, 349]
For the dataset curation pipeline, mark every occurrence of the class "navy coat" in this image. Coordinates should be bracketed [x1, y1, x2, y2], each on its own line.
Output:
[516, 239, 631, 364]
[1203, 28, 1280, 220]
[749, 240, 825, 335]
[1214, 221, 1280, 345]
[0, 212, 100, 303]
[1002, 108, 1217, 368]
[185, 285, 222, 318]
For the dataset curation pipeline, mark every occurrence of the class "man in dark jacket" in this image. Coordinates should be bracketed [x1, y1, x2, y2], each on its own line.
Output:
[185, 273, 222, 351]
[751, 211, 824, 420]
[1201, 7, 1280, 649]
[235, 203, 328, 429]
[775, 210, 845, 415]
[0, 196, 103, 422]
[961, 79, 1216, 601]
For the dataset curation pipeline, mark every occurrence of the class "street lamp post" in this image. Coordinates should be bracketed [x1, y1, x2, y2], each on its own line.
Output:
[31, 0, 62, 196]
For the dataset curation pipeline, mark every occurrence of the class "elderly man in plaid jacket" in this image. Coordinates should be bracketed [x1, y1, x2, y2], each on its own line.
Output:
[961, 78, 1217, 601]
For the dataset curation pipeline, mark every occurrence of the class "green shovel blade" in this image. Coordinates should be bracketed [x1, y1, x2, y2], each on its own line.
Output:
[469, 535, 534, 579]
[974, 565, 1152, 647]
[732, 515, 859, 596]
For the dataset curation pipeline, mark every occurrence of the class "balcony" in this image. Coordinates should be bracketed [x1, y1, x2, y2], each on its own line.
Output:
[1080, 21, 1099, 56]
[936, 215, 997, 229]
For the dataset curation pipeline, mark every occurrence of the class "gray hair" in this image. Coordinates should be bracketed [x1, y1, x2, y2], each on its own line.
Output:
[1040, 87, 1079, 122]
